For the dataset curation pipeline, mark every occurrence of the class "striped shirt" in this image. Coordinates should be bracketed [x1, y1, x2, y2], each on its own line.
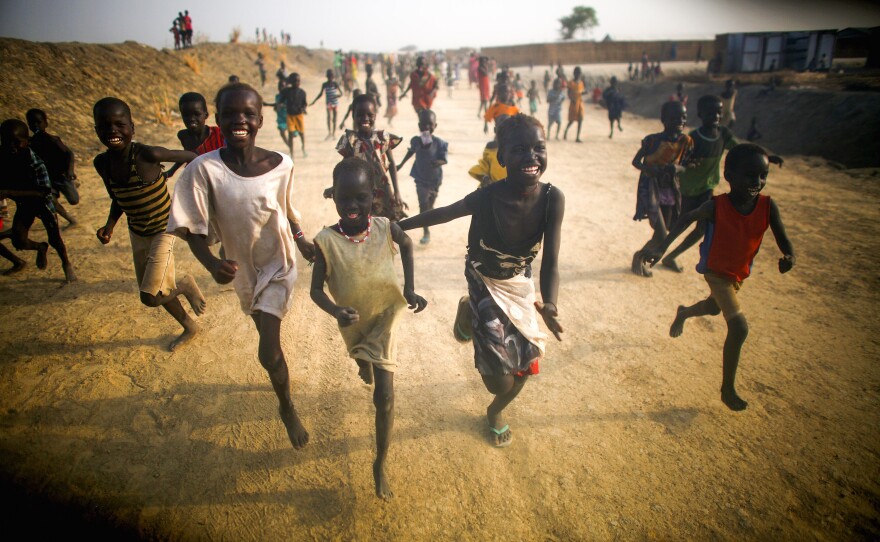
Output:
[322, 81, 341, 107]
[100, 143, 171, 237]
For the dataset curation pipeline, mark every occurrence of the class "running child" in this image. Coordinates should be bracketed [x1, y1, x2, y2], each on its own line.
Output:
[602, 76, 625, 139]
[527, 81, 541, 117]
[265, 80, 290, 148]
[546, 79, 566, 140]
[398, 114, 565, 448]
[329, 93, 407, 220]
[176, 92, 225, 154]
[168, 82, 315, 449]
[310, 157, 427, 499]
[630, 100, 693, 277]
[396, 109, 448, 244]
[26, 108, 80, 228]
[563, 66, 588, 142]
[281, 73, 308, 159]
[468, 114, 509, 188]
[0, 119, 75, 281]
[477, 56, 491, 118]
[309, 69, 342, 141]
[92, 97, 204, 349]
[644, 143, 795, 411]
[384, 71, 400, 127]
[483, 83, 519, 134]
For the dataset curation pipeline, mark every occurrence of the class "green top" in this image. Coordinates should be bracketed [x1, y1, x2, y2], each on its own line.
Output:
[679, 126, 737, 197]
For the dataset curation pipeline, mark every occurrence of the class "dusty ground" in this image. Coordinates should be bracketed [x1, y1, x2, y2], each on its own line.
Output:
[0, 51, 878, 541]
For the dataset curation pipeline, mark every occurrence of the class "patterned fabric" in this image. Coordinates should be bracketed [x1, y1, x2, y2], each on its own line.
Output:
[633, 132, 694, 223]
[322, 81, 341, 108]
[335, 129, 405, 219]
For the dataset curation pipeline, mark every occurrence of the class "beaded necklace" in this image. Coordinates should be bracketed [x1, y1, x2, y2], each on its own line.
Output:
[337, 215, 372, 243]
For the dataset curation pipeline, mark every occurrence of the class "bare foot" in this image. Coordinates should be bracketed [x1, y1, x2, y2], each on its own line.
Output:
[669, 305, 687, 338]
[373, 460, 393, 500]
[661, 256, 683, 273]
[279, 403, 309, 449]
[62, 262, 77, 283]
[357, 360, 374, 385]
[36, 243, 48, 270]
[721, 388, 748, 411]
[169, 319, 199, 351]
[3, 260, 25, 275]
[62, 220, 78, 230]
[631, 251, 652, 277]
[487, 407, 512, 447]
[178, 275, 207, 315]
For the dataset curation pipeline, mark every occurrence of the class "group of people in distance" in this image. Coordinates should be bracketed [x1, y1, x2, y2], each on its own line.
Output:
[169, 10, 193, 50]
[0, 52, 795, 501]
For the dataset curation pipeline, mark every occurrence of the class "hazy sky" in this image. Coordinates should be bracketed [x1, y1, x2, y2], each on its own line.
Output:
[1, 0, 878, 51]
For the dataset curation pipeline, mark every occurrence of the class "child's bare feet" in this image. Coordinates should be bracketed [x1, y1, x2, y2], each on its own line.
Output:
[669, 305, 687, 338]
[487, 407, 512, 447]
[356, 360, 374, 385]
[721, 387, 748, 411]
[178, 275, 207, 315]
[661, 256, 683, 272]
[36, 242, 48, 269]
[62, 262, 77, 283]
[279, 403, 310, 449]
[3, 260, 25, 275]
[373, 459, 393, 500]
[631, 251, 652, 277]
[169, 318, 199, 351]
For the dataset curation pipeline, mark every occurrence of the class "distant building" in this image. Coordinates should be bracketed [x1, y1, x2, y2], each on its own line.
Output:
[714, 30, 837, 73]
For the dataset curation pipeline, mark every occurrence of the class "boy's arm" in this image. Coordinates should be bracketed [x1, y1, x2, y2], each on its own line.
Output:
[390, 222, 427, 312]
[769, 199, 795, 273]
[309, 245, 359, 326]
[397, 148, 414, 169]
[140, 145, 197, 165]
[289, 219, 316, 262]
[645, 200, 715, 264]
[397, 198, 470, 231]
[386, 149, 402, 202]
[399, 79, 412, 98]
[339, 107, 351, 129]
[94, 155, 123, 244]
[537, 187, 565, 341]
[309, 85, 324, 105]
[51, 134, 76, 179]
[184, 232, 238, 284]
[434, 141, 448, 167]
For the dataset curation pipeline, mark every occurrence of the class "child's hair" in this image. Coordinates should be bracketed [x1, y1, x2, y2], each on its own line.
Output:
[332, 157, 375, 189]
[228, 75, 240, 83]
[418, 109, 436, 124]
[352, 92, 376, 109]
[697, 94, 722, 113]
[724, 143, 768, 173]
[214, 82, 263, 109]
[93, 97, 132, 119]
[660, 100, 683, 120]
[287, 72, 300, 84]
[179, 92, 207, 110]
[25, 108, 46, 126]
[326, 68, 334, 78]
[497, 113, 544, 148]
[0, 118, 28, 144]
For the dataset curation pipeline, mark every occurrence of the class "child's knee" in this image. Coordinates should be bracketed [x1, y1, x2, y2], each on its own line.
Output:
[373, 388, 394, 413]
[726, 314, 749, 339]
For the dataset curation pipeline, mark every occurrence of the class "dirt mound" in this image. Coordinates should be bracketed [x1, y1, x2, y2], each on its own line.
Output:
[0, 39, 331, 157]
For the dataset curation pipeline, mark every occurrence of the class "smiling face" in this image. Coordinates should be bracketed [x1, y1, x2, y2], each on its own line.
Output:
[180, 100, 209, 134]
[726, 151, 769, 201]
[353, 100, 376, 136]
[698, 98, 723, 129]
[661, 102, 687, 135]
[333, 168, 373, 231]
[498, 122, 547, 186]
[215, 89, 262, 149]
[94, 104, 134, 151]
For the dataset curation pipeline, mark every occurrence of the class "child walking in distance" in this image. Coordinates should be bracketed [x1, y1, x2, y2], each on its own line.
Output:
[310, 69, 342, 141]
[310, 158, 427, 500]
[527, 81, 541, 117]
[602, 77, 626, 139]
[630, 100, 693, 277]
[92, 98, 204, 349]
[168, 83, 315, 449]
[396, 109, 448, 244]
[660, 95, 783, 271]
[330, 94, 407, 220]
[563, 67, 587, 142]
[398, 114, 564, 448]
[0, 119, 75, 281]
[546, 79, 566, 140]
[26, 108, 80, 228]
[644, 143, 795, 411]
[469, 114, 509, 188]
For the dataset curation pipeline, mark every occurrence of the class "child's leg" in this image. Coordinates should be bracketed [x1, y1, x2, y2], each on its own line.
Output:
[663, 222, 704, 270]
[721, 314, 749, 411]
[669, 296, 720, 337]
[300, 130, 307, 156]
[9, 202, 48, 269]
[251, 311, 310, 448]
[53, 197, 77, 227]
[373, 367, 395, 500]
[609, 118, 614, 138]
[0, 241, 25, 274]
[35, 204, 75, 281]
[481, 374, 528, 446]
[575, 119, 584, 142]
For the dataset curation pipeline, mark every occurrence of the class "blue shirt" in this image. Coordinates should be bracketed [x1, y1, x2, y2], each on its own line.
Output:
[408, 135, 448, 188]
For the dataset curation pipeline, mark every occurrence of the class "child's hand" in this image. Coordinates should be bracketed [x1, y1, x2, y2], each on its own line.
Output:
[404, 289, 427, 313]
[778, 254, 795, 273]
[334, 306, 359, 327]
[339, 122, 345, 130]
[96, 226, 113, 244]
[296, 237, 316, 262]
[534, 301, 563, 341]
[211, 259, 238, 284]
[323, 187, 334, 199]
[769, 155, 784, 167]
[642, 248, 663, 266]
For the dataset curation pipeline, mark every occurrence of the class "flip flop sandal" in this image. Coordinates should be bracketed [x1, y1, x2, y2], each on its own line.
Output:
[489, 424, 512, 448]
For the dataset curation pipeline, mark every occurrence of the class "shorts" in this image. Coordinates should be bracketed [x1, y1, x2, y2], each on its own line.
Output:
[548, 110, 561, 125]
[130, 231, 177, 297]
[286, 114, 304, 135]
[415, 183, 438, 213]
[529, 100, 538, 114]
[704, 272, 742, 320]
[327, 104, 338, 111]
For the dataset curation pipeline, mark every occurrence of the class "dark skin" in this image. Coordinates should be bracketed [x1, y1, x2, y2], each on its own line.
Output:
[400, 57, 438, 107]
[283, 74, 307, 158]
[477, 58, 490, 118]
[644, 152, 795, 411]
[182, 88, 313, 449]
[484, 84, 512, 134]
[563, 67, 588, 142]
[0, 124, 75, 281]
[630, 101, 688, 277]
[310, 169, 426, 499]
[310, 71, 340, 139]
[397, 110, 446, 239]
[398, 123, 564, 446]
[27, 111, 78, 226]
[337, 90, 361, 130]
[166, 99, 211, 177]
[93, 104, 204, 348]
[661, 100, 783, 272]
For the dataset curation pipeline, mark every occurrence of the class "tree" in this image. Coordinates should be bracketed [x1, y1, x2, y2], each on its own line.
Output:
[559, 6, 598, 41]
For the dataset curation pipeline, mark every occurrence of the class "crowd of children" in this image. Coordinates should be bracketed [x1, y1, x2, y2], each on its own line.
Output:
[0, 54, 796, 502]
